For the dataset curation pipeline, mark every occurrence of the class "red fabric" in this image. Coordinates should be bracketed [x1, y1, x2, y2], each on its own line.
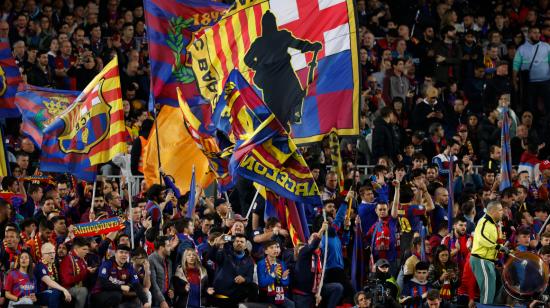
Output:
[457, 254, 479, 300]
[59, 251, 89, 288]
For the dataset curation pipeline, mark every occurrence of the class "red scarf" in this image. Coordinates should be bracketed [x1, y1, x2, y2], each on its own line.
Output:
[311, 249, 323, 294]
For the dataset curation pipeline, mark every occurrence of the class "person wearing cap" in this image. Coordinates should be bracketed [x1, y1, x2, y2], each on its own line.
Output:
[373, 258, 399, 301]
[91, 244, 150, 307]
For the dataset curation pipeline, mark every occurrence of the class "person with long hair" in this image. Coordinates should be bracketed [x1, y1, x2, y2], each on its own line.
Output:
[4, 251, 38, 307]
[428, 245, 459, 303]
[172, 248, 212, 308]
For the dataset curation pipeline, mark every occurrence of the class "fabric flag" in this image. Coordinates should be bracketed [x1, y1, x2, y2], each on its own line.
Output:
[186, 166, 196, 218]
[328, 131, 344, 192]
[351, 222, 364, 291]
[217, 70, 322, 204]
[143, 105, 214, 193]
[0, 127, 8, 176]
[15, 85, 80, 147]
[447, 156, 454, 232]
[0, 42, 23, 118]
[144, 0, 229, 107]
[258, 184, 307, 246]
[177, 88, 233, 191]
[500, 108, 512, 192]
[40, 56, 128, 180]
[188, 0, 360, 144]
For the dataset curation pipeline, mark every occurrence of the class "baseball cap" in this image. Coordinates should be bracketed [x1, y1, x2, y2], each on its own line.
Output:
[375, 258, 390, 268]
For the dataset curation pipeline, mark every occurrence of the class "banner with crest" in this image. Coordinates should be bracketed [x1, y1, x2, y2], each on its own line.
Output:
[40, 56, 128, 181]
[15, 85, 81, 147]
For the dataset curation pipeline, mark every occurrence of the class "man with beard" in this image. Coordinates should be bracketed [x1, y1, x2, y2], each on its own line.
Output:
[366, 259, 400, 308]
[513, 26, 550, 118]
[442, 216, 470, 271]
[433, 25, 462, 85]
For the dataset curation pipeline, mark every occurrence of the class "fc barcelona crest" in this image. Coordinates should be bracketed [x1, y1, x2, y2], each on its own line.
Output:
[58, 79, 111, 154]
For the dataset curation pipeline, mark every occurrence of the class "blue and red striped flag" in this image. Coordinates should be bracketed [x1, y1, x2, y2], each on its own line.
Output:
[500, 108, 512, 192]
[215, 70, 322, 204]
[144, 0, 229, 107]
[0, 42, 23, 118]
[15, 85, 80, 147]
[40, 57, 128, 181]
[351, 220, 364, 291]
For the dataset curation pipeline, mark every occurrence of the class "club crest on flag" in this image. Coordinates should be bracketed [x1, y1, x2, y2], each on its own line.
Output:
[37, 95, 74, 129]
[58, 79, 111, 154]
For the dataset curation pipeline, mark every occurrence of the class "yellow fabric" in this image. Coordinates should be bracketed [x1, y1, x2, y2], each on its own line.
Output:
[143, 105, 214, 194]
[471, 215, 501, 261]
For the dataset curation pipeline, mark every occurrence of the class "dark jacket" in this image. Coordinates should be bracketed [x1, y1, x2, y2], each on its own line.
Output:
[372, 117, 397, 161]
[433, 40, 462, 85]
[411, 100, 445, 133]
[209, 244, 255, 299]
[292, 236, 322, 295]
[148, 251, 173, 306]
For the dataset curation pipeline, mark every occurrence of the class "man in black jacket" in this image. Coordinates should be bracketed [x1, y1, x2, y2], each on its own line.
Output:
[292, 221, 344, 307]
[209, 234, 257, 308]
[372, 107, 398, 162]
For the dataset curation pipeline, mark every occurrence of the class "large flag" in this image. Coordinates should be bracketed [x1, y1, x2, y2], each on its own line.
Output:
[218, 70, 321, 204]
[188, 0, 359, 144]
[500, 108, 512, 192]
[0, 42, 23, 118]
[144, 0, 229, 107]
[143, 105, 214, 193]
[15, 85, 80, 147]
[40, 56, 128, 180]
[177, 88, 233, 191]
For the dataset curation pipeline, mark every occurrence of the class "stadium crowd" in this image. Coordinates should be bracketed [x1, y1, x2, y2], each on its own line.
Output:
[0, 0, 550, 307]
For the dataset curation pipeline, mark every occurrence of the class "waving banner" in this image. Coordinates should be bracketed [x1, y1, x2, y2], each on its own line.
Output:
[188, 0, 359, 144]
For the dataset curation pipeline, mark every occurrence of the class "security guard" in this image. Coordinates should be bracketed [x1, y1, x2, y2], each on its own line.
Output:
[469, 201, 508, 305]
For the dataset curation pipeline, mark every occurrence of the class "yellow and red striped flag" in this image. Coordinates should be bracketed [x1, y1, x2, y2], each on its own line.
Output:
[40, 56, 129, 180]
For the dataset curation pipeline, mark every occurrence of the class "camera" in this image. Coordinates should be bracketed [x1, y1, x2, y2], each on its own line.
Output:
[224, 235, 233, 242]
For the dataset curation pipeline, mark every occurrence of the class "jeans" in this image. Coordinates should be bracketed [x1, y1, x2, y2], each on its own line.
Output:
[36, 289, 63, 308]
[69, 286, 88, 308]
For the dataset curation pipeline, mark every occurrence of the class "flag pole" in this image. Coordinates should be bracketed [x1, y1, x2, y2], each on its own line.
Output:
[128, 178, 134, 249]
[90, 180, 97, 215]
[245, 188, 259, 220]
[152, 106, 162, 185]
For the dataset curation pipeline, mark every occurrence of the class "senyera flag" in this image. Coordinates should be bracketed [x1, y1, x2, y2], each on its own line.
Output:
[40, 56, 129, 181]
[144, 0, 229, 108]
[15, 85, 80, 147]
[217, 70, 322, 205]
[0, 42, 23, 118]
[188, 0, 359, 144]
